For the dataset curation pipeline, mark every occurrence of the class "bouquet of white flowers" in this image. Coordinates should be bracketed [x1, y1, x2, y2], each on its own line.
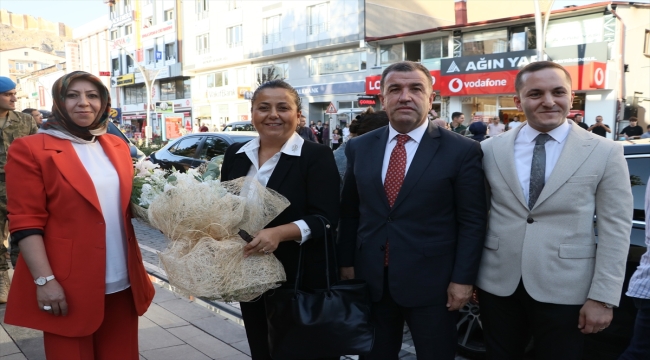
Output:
[131, 158, 289, 302]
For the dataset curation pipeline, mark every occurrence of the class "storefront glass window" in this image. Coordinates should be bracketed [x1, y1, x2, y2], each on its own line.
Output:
[475, 97, 497, 120]
[462, 29, 508, 56]
[161, 80, 176, 100]
[422, 37, 449, 60]
[380, 44, 403, 65]
[183, 79, 191, 98]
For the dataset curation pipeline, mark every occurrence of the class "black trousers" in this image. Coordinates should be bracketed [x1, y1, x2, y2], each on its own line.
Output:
[240, 297, 339, 360]
[478, 281, 584, 360]
[361, 269, 458, 360]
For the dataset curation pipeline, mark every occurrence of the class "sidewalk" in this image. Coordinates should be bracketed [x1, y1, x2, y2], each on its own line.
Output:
[1, 270, 251, 360]
[0, 220, 465, 360]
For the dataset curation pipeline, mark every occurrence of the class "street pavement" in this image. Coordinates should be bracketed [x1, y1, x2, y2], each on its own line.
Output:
[0, 219, 471, 360]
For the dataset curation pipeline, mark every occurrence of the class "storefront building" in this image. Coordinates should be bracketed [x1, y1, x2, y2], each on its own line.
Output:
[363, 2, 650, 137]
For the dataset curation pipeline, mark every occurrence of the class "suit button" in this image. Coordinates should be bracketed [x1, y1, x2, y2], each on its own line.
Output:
[380, 245, 386, 251]
[527, 217, 534, 224]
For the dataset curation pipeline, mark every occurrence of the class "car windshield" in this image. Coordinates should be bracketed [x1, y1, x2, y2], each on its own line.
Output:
[231, 136, 257, 143]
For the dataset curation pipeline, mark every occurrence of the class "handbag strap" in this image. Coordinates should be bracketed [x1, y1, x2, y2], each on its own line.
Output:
[293, 214, 336, 294]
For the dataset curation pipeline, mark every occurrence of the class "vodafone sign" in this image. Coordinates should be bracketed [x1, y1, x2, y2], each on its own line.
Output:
[365, 70, 441, 95]
[440, 70, 518, 96]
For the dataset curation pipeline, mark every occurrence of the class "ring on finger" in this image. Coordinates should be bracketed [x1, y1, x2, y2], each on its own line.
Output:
[43, 305, 52, 311]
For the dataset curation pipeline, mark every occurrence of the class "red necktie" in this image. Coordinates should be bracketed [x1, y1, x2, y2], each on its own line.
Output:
[383, 134, 410, 266]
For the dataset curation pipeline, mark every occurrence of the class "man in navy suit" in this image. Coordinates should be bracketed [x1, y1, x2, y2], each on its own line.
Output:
[338, 61, 487, 359]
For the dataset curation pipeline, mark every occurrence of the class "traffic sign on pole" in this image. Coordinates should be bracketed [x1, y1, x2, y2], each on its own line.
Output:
[325, 102, 338, 114]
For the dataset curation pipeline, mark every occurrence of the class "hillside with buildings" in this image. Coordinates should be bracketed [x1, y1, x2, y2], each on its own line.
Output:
[0, 9, 72, 52]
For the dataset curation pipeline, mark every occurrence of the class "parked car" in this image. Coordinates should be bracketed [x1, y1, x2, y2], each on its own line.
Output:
[149, 131, 258, 172]
[222, 121, 256, 132]
[106, 121, 146, 162]
[457, 139, 650, 359]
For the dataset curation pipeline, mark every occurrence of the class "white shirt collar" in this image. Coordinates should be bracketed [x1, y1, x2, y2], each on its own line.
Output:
[520, 119, 571, 144]
[387, 119, 429, 144]
[236, 132, 304, 156]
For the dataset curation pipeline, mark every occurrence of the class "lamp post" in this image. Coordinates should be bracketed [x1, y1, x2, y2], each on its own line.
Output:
[107, 39, 160, 147]
[533, 0, 555, 60]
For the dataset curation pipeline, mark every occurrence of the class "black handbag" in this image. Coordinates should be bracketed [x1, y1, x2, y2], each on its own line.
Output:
[264, 215, 375, 359]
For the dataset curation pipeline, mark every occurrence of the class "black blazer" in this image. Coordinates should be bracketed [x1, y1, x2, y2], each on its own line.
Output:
[221, 139, 341, 289]
[338, 123, 487, 307]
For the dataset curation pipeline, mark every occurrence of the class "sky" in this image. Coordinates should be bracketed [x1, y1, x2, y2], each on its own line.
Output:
[1, 0, 649, 30]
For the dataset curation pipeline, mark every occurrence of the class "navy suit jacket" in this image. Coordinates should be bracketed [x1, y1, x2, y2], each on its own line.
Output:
[338, 123, 487, 307]
[220, 140, 340, 289]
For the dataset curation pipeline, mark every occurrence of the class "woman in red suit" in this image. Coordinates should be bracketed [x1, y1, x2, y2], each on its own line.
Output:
[5, 71, 154, 359]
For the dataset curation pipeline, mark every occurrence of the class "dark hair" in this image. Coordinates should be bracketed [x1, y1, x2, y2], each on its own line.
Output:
[469, 121, 487, 135]
[250, 79, 302, 112]
[350, 110, 389, 136]
[452, 112, 463, 120]
[574, 114, 582, 118]
[380, 61, 432, 93]
[22, 108, 37, 114]
[629, 116, 638, 122]
[515, 61, 572, 95]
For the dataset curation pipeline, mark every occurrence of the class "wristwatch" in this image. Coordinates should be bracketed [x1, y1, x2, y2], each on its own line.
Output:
[34, 275, 55, 286]
[595, 300, 615, 309]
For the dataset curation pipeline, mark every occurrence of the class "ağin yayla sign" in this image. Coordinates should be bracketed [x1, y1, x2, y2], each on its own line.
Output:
[439, 42, 608, 96]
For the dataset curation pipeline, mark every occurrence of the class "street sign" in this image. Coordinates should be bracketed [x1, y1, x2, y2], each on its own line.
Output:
[325, 102, 338, 114]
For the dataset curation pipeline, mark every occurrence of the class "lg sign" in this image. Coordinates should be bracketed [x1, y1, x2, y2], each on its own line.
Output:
[365, 70, 440, 95]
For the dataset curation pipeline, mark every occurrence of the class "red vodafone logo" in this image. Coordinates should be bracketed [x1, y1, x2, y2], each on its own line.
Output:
[440, 70, 518, 96]
[448, 78, 463, 93]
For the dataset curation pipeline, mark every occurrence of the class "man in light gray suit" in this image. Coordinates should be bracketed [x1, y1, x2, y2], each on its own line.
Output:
[477, 61, 633, 360]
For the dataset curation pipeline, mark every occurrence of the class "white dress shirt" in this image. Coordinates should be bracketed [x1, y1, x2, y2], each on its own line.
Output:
[71, 141, 130, 294]
[514, 121, 571, 205]
[381, 120, 429, 184]
[236, 132, 312, 243]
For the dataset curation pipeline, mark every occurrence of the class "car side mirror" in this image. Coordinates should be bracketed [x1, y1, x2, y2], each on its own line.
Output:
[130, 145, 138, 159]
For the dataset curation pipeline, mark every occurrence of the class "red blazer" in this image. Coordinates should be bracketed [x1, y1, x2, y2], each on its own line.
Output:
[5, 134, 154, 337]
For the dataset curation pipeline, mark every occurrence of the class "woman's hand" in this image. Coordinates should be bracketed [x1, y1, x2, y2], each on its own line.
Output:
[243, 224, 302, 258]
[244, 228, 282, 258]
[37, 280, 68, 316]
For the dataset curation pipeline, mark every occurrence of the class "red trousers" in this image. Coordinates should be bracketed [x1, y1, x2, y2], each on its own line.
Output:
[43, 287, 139, 360]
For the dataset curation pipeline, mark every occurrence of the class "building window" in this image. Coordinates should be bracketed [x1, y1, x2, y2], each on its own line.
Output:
[160, 80, 176, 100]
[110, 4, 116, 18]
[227, 25, 242, 48]
[207, 71, 229, 88]
[143, 17, 153, 28]
[308, 2, 328, 35]
[164, 10, 174, 21]
[509, 25, 536, 51]
[228, 0, 239, 10]
[124, 25, 133, 35]
[126, 55, 134, 70]
[380, 44, 403, 65]
[146, 48, 154, 63]
[462, 29, 508, 56]
[112, 58, 119, 72]
[236, 67, 248, 84]
[196, 0, 209, 19]
[310, 52, 365, 76]
[124, 85, 145, 105]
[124, 0, 131, 12]
[183, 79, 191, 98]
[422, 37, 449, 60]
[110, 30, 118, 40]
[645, 29, 650, 57]
[197, 33, 209, 54]
[24, 51, 28, 56]
[263, 15, 281, 44]
[255, 63, 288, 84]
[165, 43, 175, 60]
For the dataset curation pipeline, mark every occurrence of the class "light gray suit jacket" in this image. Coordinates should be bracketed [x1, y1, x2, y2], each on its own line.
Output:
[477, 121, 633, 306]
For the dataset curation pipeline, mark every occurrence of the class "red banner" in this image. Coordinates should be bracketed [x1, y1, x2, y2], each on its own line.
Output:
[366, 70, 441, 95]
[439, 63, 608, 96]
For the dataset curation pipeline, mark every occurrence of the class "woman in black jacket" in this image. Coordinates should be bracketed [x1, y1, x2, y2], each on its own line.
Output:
[220, 79, 340, 360]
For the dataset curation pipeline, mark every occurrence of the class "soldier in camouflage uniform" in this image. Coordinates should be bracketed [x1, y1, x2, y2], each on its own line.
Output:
[0, 76, 38, 303]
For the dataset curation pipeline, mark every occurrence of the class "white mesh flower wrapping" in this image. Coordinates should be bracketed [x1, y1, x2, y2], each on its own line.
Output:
[148, 176, 290, 302]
